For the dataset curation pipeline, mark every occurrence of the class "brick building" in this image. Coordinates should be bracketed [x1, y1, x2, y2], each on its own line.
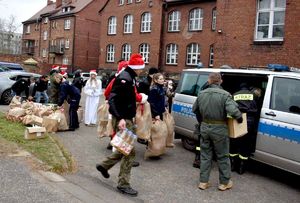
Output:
[99, 0, 300, 74]
[22, 0, 105, 73]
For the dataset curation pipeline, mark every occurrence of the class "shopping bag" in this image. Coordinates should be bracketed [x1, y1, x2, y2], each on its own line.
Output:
[135, 102, 152, 141]
[163, 110, 175, 148]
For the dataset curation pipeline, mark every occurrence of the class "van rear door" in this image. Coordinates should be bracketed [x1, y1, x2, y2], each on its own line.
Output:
[172, 71, 208, 140]
[255, 75, 300, 174]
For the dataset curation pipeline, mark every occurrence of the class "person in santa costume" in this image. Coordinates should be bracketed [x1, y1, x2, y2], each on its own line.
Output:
[96, 54, 147, 197]
[83, 70, 102, 126]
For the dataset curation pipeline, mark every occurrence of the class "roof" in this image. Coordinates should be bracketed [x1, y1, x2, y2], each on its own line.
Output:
[23, 0, 96, 24]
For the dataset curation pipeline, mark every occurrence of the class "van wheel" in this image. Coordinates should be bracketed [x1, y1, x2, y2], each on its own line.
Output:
[181, 137, 196, 151]
[1, 89, 13, 105]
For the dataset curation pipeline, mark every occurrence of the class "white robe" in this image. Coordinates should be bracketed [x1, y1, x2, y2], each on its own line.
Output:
[84, 79, 102, 125]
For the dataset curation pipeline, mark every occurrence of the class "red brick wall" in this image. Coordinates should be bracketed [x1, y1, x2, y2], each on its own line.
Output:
[162, 1, 217, 73]
[98, 0, 164, 71]
[215, 0, 300, 68]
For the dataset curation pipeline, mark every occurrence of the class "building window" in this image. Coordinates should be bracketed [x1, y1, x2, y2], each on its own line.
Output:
[141, 12, 151, 33]
[62, 7, 71, 13]
[35, 24, 39, 31]
[64, 19, 71, 30]
[255, 0, 286, 41]
[168, 10, 180, 32]
[35, 40, 38, 47]
[43, 31, 48, 40]
[136, 0, 141, 3]
[26, 25, 30, 33]
[127, 0, 133, 4]
[108, 16, 117, 35]
[139, 43, 150, 63]
[42, 49, 47, 57]
[209, 44, 214, 67]
[119, 0, 124, 5]
[124, 15, 133, 33]
[106, 44, 115, 62]
[65, 39, 70, 49]
[121, 43, 132, 61]
[166, 44, 178, 65]
[189, 8, 203, 31]
[63, 57, 69, 65]
[186, 43, 200, 65]
[211, 8, 217, 31]
[44, 17, 48, 24]
[52, 21, 57, 29]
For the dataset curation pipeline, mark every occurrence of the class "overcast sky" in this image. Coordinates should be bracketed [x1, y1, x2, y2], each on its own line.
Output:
[0, 0, 46, 33]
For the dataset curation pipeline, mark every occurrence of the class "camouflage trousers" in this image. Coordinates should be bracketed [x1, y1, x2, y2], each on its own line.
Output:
[100, 118, 135, 187]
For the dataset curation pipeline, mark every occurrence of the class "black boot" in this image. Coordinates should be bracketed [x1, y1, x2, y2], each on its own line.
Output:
[96, 164, 110, 178]
[132, 161, 140, 167]
[117, 186, 138, 196]
[230, 156, 239, 172]
[238, 160, 247, 175]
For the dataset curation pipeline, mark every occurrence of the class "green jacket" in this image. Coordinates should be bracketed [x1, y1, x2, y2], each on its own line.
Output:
[49, 73, 60, 104]
[192, 84, 242, 122]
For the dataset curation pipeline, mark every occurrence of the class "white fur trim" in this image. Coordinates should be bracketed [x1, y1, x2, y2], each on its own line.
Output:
[90, 72, 97, 76]
[128, 64, 145, 69]
[140, 93, 148, 104]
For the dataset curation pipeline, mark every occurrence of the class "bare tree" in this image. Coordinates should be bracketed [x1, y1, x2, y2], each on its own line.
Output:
[0, 15, 20, 54]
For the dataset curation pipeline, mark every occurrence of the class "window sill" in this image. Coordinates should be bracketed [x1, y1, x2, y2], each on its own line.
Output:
[253, 40, 284, 45]
[167, 30, 180, 33]
[165, 63, 178, 66]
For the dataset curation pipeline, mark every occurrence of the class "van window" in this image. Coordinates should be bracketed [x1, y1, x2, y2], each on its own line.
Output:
[270, 77, 300, 114]
[177, 72, 208, 96]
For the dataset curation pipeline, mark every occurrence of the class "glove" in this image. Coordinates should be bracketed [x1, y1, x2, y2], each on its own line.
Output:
[237, 117, 243, 123]
[140, 93, 148, 104]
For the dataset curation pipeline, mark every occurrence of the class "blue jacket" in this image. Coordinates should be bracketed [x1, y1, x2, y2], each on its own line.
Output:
[148, 84, 166, 118]
[58, 81, 81, 107]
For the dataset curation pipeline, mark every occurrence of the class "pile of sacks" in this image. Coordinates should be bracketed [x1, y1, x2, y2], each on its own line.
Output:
[6, 96, 69, 133]
[97, 101, 175, 159]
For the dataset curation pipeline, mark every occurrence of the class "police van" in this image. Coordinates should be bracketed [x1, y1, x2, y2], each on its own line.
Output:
[172, 66, 300, 175]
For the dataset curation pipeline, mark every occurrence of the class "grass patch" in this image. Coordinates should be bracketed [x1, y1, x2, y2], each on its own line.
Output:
[0, 112, 74, 173]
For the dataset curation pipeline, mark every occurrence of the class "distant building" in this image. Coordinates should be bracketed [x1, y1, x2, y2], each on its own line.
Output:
[22, 0, 105, 72]
[0, 32, 22, 55]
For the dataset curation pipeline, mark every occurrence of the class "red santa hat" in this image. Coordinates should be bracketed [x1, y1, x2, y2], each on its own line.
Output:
[90, 69, 97, 76]
[60, 70, 68, 78]
[52, 65, 60, 70]
[60, 65, 68, 71]
[117, 61, 128, 73]
[128, 54, 145, 70]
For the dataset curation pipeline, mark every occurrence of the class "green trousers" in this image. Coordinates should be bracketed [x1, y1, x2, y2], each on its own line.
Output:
[200, 123, 231, 185]
[101, 118, 135, 187]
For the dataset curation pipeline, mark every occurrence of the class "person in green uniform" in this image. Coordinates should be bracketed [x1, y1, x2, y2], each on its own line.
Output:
[192, 72, 243, 191]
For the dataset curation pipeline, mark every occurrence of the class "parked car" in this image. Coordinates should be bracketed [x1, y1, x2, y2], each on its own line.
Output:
[0, 71, 41, 104]
[173, 67, 300, 175]
[0, 62, 25, 71]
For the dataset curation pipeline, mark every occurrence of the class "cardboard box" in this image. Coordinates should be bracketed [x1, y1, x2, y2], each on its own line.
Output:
[24, 127, 47, 140]
[228, 113, 248, 138]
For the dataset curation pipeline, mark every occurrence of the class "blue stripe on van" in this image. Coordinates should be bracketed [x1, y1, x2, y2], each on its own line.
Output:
[172, 103, 196, 118]
[258, 122, 300, 144]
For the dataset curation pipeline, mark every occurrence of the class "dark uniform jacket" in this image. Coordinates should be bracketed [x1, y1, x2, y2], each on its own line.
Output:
[11, 78, 30, 97]
[137, 76, 152, 95]
[72, 73, 84, 93]
[58, 81, 81, 108]
[192, 84, 242, 123]
[108, 67, 137, 120]
[148, 84, 166, 118]
[233, 88, 258, 115]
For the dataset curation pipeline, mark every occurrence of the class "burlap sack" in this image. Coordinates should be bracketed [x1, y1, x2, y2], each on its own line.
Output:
[37, 106, 53, 117]
[22, 115, 43, 126]
[163, 111, 175, 148]
[21, 101, 34, 110]
[63, 101, 70, 126]
[98, 103, 109, 121]
[135, 102, 152, 141]
[97, 117, 113, 138]
[9, 96, 21, 109]
[48, 110, 69, 131]
[144, 120, 168, 159]
[7, 107, 26, 118]
[77, 107, 83, 123]
[42, 117, 59, 133]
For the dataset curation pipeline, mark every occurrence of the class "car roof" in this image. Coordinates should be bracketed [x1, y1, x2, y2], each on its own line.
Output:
[0, 62, 21, 65]
[183, 68, 300, 78]
[0, 71, 40, 77]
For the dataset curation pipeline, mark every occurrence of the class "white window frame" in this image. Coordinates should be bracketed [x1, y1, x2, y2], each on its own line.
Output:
[65, 39, 70, 49]
[139, 43, 150, 64]
[26, 25, 30, 33]
[108, 16, 117, 35]
[64, 19, 71, 30]
[166, 43, 178, 65]
[62, 57, 69, 65]
[42, 49, 47, 57]
[106, 44, 115, 62]
[121, 44, 132, 61]
[209, 44, 214, 67]
[136, 0, 141, 3]
[211, 8, 217, 31]
[168, 10, 180, 32]
[119, 0, 125, 5]
[141, 12, 152, 33]
[186, 43, 200, 66]
[127, 0, 133, 4]
[124, 15, 133, 33]
[255, 0, 286, 41]
[43, 31, 48, 40]
[44, 17, 48, 24]
[189, 8, 203, 31]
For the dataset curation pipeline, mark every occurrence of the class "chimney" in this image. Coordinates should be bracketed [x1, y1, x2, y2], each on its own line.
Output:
[47, 0, 54, 5]
[56, 0, 62, 8]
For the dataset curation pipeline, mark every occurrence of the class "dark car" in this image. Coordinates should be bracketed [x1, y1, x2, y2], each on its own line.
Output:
[0, 62, 25, 72]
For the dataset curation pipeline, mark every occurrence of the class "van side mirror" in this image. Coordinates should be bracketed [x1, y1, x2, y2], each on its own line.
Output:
[289, 106, 300, 114]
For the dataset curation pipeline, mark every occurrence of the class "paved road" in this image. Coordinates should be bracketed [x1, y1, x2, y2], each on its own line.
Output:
[1, 97, 300, 202]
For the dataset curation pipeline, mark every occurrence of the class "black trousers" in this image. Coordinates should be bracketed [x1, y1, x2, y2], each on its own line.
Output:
[69, 105, 79, 129]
